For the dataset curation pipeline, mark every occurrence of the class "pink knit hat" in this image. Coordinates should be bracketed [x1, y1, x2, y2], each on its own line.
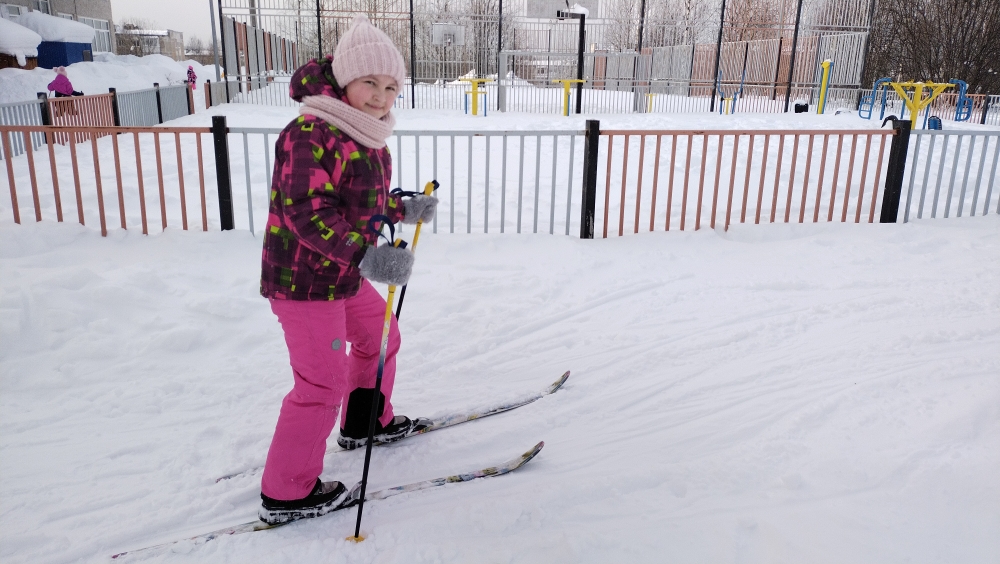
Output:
[331, 15, 406, 90]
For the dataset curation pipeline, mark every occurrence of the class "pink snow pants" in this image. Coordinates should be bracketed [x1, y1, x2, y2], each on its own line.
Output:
[261, 280, 400, 500]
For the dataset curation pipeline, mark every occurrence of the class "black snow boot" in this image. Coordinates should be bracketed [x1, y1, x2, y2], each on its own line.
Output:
[259, 479, 350, 525]
[337, 387, 428, 450]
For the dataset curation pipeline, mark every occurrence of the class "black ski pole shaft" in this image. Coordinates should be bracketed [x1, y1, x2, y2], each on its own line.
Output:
[393, 180, 438, 321]
[350, 243, 402, 542]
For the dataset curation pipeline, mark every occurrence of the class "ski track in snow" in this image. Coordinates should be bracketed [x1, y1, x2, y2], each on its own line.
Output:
[1, 213, 998, 563]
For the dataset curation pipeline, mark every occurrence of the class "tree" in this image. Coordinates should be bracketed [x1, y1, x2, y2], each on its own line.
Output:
[864, 0, 1000, 93]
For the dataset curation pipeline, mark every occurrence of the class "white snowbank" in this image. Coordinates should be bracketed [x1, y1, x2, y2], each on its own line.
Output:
[0, 18, 42, 67]
[0, 213, 997, 563]
[0, 53, 218, 104]
[16, 11, 95, 43]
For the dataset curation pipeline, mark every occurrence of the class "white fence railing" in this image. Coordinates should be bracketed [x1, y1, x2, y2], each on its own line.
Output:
[901, 130, 1000, 222]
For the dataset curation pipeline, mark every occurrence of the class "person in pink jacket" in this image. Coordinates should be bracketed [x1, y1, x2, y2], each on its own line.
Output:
[46, 67, 82, 97]
[256, 15, 437, 526]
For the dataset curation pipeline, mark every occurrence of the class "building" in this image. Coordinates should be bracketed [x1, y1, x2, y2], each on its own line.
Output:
[115, 28, 184, 61]
[0, 0, 115, 54]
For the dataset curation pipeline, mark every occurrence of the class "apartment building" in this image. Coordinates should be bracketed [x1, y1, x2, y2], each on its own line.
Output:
[0, 0, 115, 53]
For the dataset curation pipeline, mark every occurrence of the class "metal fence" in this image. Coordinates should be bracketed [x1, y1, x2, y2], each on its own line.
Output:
[159, 85, 193, 122]
[114, 88, 161, 127]
[900, 130, 1000, 222]
[4, 121, 996, 238]
[0, 98, 45, 160]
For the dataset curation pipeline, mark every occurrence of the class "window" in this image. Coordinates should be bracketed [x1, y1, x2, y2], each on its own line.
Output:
[36, 0, 51, 14]
[79, 17, 112, 53]
[1, 4, 27, 20]
[58, 13, 73, 20]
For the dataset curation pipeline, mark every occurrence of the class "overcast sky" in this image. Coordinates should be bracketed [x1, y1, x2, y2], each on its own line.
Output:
[110, 0, 217, 46]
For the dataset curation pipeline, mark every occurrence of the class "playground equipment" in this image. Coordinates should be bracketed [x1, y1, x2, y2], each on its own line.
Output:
[859, 77, 892, 120]
[889, 81, 954, 129]
[552, 79, 585, 116]
[715, 68, 746, 115]
[949, 79, 973, 122]
[459, 78, 491, 116]
[927, 115, 942, 130]
[816, 60, 833, 114]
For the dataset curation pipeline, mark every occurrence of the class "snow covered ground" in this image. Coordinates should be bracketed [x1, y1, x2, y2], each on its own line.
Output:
[2, 210, 999, 563]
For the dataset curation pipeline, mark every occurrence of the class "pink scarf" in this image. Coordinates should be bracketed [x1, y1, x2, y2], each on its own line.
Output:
[299, 95, 395, 149]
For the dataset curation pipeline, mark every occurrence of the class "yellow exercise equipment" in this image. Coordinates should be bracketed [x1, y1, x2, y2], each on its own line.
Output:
[889, 81, 954, 128]
[459, 78, 492, 116]
[552, 78, 585, 116]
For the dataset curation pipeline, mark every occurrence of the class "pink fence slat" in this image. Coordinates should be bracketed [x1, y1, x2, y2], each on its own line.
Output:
[680, 135, 693, 231]
[841, 135, 859, 223]
[648, 135, 662, 232]
[134, 132, 148, 235]
[724, 134, 740, 230]
[21, 131, 42, 222]
[603, 134, 614, 238]
[174, 132, 188, 230]
[710, 134, 724, 229]
[68, 134, 84, 225]
[196, 133, 208, 231]
[46, 135, 63, 222]
[827, 135, 845, 222]
[784, 134, 800, 223]
[770, 135, 786, 223]
[798, 135, 815, 224]
[855, 134, 873, 224]
[111, 132, 126, 229]
[740, 134, 755, 225]
[619, 134, 630, 237]
[755, 134, 770, 224]
[154, 132, 167, 230]
[813, 135, 830, 223]
[665, 135, 678, 231]
[694, 134, 709, 231]
[634, 135, 646, 234]
[90, 134, 108, 236]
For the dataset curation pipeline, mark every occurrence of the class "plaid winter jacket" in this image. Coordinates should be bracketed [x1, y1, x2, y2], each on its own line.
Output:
[260, 57, 404, 301]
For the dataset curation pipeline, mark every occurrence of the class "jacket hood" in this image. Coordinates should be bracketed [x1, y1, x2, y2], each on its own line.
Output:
[289, 56, 347, 103]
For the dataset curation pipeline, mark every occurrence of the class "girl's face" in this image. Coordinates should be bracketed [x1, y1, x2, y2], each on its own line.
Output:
[345, 75, 398, 119]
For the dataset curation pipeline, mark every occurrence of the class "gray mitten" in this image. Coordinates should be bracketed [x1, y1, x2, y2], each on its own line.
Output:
[402, 194, 439, 225]
[359, 244, 414, 286]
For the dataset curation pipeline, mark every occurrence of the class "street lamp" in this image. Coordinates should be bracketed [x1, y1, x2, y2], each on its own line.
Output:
[556, 9, 586, 115]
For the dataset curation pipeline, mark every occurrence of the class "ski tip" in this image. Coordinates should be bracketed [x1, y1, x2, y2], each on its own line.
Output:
[521, 441, 544, 463]
[548, 371, 571, 393]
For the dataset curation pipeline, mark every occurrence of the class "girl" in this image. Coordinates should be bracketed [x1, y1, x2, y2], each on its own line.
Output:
[258, 15, 437, 525]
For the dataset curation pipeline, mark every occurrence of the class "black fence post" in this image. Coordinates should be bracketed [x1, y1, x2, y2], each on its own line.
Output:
[879, 119, 911, 223]
[205, 80, 212, 107]
[108, 88, 121, 127]
[212, 116, 235, 230]
[153, 82, 164, 124]
[579, 119, 600, 239]
[36, 92, 51, 125]
[981, 96, 991, 125]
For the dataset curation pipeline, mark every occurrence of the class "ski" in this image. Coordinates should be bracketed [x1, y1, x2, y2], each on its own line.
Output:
[111, 441, 545, 560]
[216, 370, 569, 482]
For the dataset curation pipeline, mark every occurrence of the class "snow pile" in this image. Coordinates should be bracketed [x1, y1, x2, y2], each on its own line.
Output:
[16, 11, 94, 43]
[1, 212, 998, 563]
[0, 53, 217, 105]
[0, 17, 42, 67]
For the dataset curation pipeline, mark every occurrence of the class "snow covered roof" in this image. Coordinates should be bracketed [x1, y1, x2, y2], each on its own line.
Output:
[17, 11, 95, 43]
[0, 18, 42, 66]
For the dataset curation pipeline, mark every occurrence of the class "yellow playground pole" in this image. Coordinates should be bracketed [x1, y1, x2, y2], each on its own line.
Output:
[459, 78, 493, 116]
[552, 79, 586, 116]
[889, 81, 954, 128]
[816, 60, 832, 114]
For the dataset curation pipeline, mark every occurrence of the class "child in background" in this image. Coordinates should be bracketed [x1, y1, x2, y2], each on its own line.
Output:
[186, 66, 197, 89]
[257, 15, 438, 525]
[47, 67, 82, 97]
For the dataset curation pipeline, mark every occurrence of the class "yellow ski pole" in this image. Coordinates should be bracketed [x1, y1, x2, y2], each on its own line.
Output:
[395, 180, 438, 320]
